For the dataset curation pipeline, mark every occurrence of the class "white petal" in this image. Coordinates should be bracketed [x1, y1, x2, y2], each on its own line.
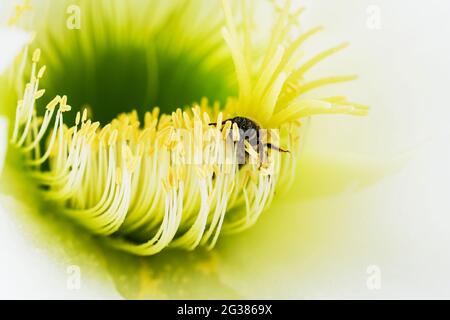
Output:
[0, 27, 32, 75]
[0, 116, 7, 176]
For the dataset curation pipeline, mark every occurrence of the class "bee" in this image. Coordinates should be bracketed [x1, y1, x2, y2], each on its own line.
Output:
[209, 116, 289, 166]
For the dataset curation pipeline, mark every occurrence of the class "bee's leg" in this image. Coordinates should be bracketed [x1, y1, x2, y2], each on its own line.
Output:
[209, 119, 232, 127]
[258, 143, 268, 165]
[265, 143, 290, 153]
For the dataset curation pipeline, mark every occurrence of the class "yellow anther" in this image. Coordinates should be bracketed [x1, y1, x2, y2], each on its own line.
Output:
[120, 115, 130, 126]
[152, 107, 160, 119]
[75, 112, 81, 126]
[82, 120, 92, 130]
[32, 49, 41, 63]
[34, 89, 45, 100]
[144, 112, 152, 128]
[60, 95, 67, 108]
[60, 104, 72, 113]
[221, 121, 232, 140]
[46, 95, 60, 111]
[37, 65, 46, 79]
[82, 108, 88, 123]
[130, 110, 139, 124]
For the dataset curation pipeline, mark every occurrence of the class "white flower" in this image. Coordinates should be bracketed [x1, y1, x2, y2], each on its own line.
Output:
[0, 117, 7, 175]
[0, 26, 32, 75]
[6, 0, 440, 299]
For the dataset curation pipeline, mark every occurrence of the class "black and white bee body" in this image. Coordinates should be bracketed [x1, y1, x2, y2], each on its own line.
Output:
[209, 116, 289, 166]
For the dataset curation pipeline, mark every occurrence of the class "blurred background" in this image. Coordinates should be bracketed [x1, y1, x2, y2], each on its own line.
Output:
[0, 0, 450, 299]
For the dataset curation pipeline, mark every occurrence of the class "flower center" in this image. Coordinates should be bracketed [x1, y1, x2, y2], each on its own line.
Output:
[33, 4, 235, 124]
[7, 0, 368, 256]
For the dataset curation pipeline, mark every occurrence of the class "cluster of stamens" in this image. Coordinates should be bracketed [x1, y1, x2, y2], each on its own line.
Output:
[11, 48, 298, 255]
[9, 0, 368, 255]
